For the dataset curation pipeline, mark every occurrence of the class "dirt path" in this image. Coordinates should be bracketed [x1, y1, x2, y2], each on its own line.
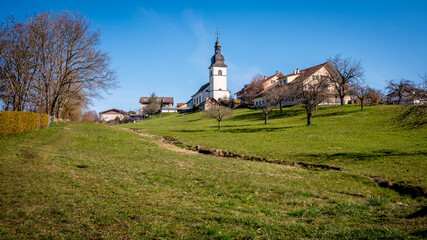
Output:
[122, 128, 197, 155]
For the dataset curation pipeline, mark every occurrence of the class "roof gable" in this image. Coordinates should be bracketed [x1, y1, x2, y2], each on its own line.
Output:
[99, 108, 127, 115]
[192, 83, 210, 97]
[139, 97, 174, 104]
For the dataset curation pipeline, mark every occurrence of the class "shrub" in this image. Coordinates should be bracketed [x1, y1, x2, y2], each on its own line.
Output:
[39, 113, 49, 128]
[0, 111, 49, 138]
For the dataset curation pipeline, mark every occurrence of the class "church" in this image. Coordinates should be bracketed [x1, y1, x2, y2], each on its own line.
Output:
[189, 35, 230, 108]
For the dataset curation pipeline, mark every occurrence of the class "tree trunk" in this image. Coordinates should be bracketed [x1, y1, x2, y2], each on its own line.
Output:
[264, 113, 268, 124]
[218, 120, 221, 131]
[340, 95, 345, 105]
[279, 102, 283, 112]
[306, 110, 312, 126]
[361, 99, 364, 110]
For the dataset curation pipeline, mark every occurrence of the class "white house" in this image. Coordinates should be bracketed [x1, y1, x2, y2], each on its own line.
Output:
[190, 34, 231, 108]
[139, 97, 174, 114]
[253, 62, 350, 107]
[99, 108, 128, 122]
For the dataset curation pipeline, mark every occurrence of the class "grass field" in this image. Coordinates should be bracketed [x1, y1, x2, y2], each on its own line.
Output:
[0, 105, 425, 238]
[119, 105, 427, 189]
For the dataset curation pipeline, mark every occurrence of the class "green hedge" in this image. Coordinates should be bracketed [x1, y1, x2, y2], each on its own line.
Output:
[0, 111, 49, 138]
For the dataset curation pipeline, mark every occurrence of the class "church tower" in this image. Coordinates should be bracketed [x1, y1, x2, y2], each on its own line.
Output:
[208, 33, 230, 101]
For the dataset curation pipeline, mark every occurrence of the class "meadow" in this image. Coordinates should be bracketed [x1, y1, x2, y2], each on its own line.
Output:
[0, 104, 425, 239]
[119, 105, 426, 189]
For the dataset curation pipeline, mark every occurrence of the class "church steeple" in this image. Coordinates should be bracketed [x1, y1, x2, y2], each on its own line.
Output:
[207, 28, 230, 101]
[215, 28, 221, 54]
[215, 40, 221, 54]
[209, 28, 227, 68]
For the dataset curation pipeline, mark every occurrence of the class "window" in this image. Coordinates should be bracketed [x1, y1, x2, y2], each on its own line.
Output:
[218, 70, 222, 76]
[271, 80, 275, 84]
[321, 76, 327, 81]
[313, 75, 318, 80]
[210, 70, 212, 76]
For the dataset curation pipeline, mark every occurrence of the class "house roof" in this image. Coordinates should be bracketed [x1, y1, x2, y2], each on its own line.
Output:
[197, 97, 220, 107]
[235, 72, 284, 96]
[139, 97, 174, 104]
[285, 62, 330, 85]
[99, 108, 127, 115]
[253, 62, 332, 98]
[192, 83, 210, 97]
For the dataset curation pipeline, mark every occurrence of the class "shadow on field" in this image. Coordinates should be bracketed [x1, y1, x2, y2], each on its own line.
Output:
[221, 126, 295, 133]
[299, 149, 426, 161]
[229, 109, 303, 122]
[174, 129, 207, 133]
[312, 109, 359, 118]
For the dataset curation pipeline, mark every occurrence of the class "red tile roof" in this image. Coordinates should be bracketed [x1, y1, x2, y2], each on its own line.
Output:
[99, 108, 128, 115]
[139, 97, 174, 104]
[253, 62, 332, 98]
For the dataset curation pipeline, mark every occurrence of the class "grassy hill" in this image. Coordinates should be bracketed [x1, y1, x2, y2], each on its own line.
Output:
[0, 106, 425, 238]
[119, 105, 426, 189]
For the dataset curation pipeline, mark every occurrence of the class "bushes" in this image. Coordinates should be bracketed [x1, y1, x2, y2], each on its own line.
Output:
[0, 111, 49, 138]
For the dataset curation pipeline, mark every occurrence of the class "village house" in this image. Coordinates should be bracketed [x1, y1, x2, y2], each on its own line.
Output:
[99, 108, 128, 122]
[139, 97, 174, 114]
[235, 71, 284, 101]
[386, 89, 426, 105]
[252, 62, 350, 107]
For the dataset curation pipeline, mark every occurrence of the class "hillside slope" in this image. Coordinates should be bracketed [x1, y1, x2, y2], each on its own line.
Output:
[0, 121, 425, 238]
[120, 105, 427, 189]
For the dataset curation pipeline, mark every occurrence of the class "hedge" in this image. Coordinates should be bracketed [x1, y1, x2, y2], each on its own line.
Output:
[0, 111, 49, 138]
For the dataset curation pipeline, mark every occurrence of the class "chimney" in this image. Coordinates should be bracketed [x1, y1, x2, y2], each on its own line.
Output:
[297, 68, 300, 74]
[264, 76, 267, 80]
[276, 70, 278, 74]
[294, 69, 297, 74]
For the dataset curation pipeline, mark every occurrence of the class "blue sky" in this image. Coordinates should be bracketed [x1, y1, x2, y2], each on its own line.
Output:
[2, 0, 426, 112]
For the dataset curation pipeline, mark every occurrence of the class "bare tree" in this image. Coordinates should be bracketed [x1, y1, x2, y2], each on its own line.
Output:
[419, 72, 427, 87]
[295, 78, 329, 126]
[386, 79, 414, 104]
[328, 54, 364, 105]
[0, 17, 38, 111]
[204, 104, 233, 130]
[267, 84, 291, 112]
[30, 12, 117, 118]
[352, 84, 369, 110]
[239, 74, 264, 105]
[0, 12, 117, 118]
[259, 92, 276, 124]
[367, 88, 382, 105]
[81, 110, 100, 123]
[144, 92, 160, 116]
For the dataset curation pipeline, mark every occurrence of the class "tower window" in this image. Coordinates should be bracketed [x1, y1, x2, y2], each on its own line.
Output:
[210, 70, 212, 76]
[218, 70, 222, 76]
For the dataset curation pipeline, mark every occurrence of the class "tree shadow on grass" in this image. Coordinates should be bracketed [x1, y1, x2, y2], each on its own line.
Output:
[229, 108, 304, 122]
[173, 129, 207, 133]
[298, 149, 426, 161]
[221, 125, 296, 133]
[312, 109, 360, 118]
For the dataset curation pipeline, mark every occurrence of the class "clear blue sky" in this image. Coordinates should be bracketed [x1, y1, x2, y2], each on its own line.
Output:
[2, 0, 426, 112]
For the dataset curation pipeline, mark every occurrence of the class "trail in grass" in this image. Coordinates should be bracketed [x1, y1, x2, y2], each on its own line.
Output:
[122, 128, 197, 155]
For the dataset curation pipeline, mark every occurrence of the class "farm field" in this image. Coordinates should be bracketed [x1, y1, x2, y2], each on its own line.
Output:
[0, 107, 425, 238]
[119, 105, 427, 189]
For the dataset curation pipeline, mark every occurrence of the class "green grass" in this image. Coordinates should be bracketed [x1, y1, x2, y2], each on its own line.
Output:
[119, 105, 427, 189]
[0, 118, 425, 238]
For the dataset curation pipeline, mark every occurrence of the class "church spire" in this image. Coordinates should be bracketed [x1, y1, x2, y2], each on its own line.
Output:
[215, 27, 221, 54]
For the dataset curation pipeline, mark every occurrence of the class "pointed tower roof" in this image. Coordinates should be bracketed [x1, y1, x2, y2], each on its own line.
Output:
[209, 35, 227, 68]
